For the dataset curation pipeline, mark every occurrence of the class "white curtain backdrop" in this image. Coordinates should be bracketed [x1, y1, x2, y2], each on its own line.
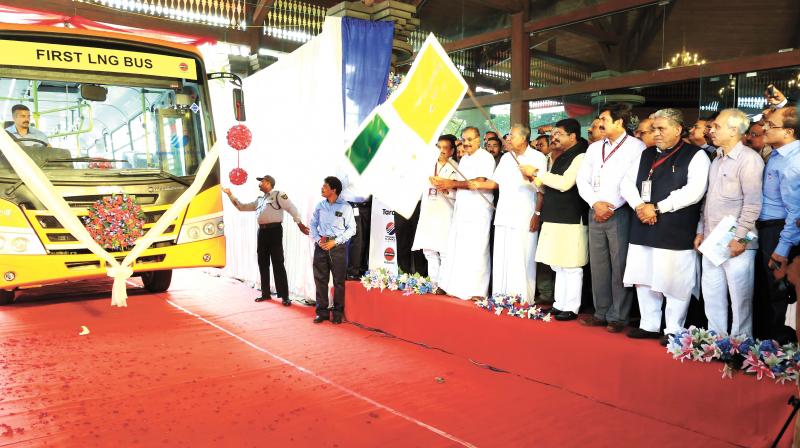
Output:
[208, 17, 344, 300]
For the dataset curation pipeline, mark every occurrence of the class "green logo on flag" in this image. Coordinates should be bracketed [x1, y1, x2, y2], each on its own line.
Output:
[346, 113, 389, 174]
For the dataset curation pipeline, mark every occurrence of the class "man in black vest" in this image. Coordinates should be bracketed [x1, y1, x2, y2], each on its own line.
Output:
[620, 108, 711, 344]
[520, 118, 589, 321]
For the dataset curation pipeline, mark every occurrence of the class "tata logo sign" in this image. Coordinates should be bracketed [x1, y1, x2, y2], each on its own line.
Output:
[384, 247, 395, 262]
[385, 222, 396, 236]
[382, 209, 395, 216]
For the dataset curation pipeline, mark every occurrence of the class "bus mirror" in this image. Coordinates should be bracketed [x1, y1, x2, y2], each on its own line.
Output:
[233, 88, 246, 122]
[80, 84, 107, 102]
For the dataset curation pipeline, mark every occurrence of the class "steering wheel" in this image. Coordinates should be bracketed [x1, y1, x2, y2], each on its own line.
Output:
[6, 131, 48, 147]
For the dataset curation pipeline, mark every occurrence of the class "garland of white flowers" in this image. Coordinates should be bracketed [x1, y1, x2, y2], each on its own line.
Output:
[360, 268, 435, 295]
[476, 294, 553, 321]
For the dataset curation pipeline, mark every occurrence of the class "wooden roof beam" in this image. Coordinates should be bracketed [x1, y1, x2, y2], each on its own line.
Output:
[252, 0, 276, 26]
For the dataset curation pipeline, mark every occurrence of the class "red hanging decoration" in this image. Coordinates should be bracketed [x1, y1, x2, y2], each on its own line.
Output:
[226, 124, 252, 151]
[229, 167, 248, 185]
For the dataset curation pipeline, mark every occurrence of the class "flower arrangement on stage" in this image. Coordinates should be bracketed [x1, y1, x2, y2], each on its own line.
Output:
[476, 294, 553, 322]
[386, 71, 404, 100]
[82, 194, 146, 251]
[360, 268, 435, 295]
[666, 326, 800, 384]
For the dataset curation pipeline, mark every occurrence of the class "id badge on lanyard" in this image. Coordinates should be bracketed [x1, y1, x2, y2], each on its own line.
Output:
[641, 180, 652, 202]
[428, 187, 438, 199]
[592, 173, 601, 192]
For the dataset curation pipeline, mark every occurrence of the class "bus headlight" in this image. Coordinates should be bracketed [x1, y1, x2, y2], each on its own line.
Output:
[12, 237, 27, 253]
[177, 215, 224, 244]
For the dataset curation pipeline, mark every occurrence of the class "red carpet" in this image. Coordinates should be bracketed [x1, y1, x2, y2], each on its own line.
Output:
[346, 284, 797, 447]
[0, 271, 791, 447]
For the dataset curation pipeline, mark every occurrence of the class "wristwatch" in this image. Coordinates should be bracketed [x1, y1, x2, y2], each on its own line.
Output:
[534, 211, 541, 216]
[653, 204, 660, 215]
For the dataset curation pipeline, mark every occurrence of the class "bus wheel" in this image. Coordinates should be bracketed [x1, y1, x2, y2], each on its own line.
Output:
[141, 270, 172, 293]
[0, 289, 14, 305]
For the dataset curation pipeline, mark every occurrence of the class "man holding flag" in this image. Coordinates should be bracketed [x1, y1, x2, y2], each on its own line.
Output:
[432, 126, 496, 300]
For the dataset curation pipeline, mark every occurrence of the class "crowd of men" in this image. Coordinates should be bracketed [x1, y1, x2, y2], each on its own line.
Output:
[368, 89, 800, 346]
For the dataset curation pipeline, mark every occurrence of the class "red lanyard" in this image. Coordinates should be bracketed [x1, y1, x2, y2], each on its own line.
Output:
[434, 161, 440, 176]
[648, 140, 684, 179]
[602, 134, 627, 165]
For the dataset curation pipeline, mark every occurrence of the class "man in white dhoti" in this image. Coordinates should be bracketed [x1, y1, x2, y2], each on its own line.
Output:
[432, 126, 496, 300]
[469, 123, 547, 303]
[695, 108, 763, 338]
[412, 134, 459, 289]
[520, 119, 589, 320]
[621, 108, 711, 344]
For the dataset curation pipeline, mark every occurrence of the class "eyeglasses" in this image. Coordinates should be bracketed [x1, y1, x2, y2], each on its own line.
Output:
[746, 132, 764, 138]
[762, 122, 787, 130]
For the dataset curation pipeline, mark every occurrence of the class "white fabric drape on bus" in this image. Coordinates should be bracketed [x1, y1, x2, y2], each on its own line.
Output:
[209, 17, 344, 301]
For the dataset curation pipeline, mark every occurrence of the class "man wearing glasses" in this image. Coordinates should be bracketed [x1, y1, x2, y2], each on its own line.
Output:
[754, 106, 800, 343]
[745, 121, 770, 161]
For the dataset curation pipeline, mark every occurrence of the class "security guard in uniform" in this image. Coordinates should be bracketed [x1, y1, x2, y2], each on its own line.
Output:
[224, 175, 309, 305]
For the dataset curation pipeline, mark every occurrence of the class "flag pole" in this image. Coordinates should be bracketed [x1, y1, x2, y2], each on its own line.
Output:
[445, 158, 496, 210]
[465, 87, 537, 182]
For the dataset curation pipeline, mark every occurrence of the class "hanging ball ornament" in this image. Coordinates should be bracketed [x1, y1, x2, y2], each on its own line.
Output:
[226, 124, 252, 151]
[229, 168, 248, 185]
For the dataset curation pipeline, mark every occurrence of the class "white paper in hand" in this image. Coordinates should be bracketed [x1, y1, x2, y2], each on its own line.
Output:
[698, 215, 756, 267]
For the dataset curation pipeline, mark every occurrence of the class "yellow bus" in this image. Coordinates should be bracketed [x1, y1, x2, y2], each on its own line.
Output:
[0, 24, 229, 304]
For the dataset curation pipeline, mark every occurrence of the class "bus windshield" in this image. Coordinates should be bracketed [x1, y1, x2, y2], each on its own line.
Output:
[0, 75, 212, 180]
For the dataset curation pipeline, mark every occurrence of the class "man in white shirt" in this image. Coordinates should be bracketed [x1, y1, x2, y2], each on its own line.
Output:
[695, 108, 764, 338]
[577, 103, 646, 332]
[469, 123, 547, 303]
[432, 126, 496, 300]
[412, 134, 459, 289]
[5, 104, 49, 147]
[621, 108, 711, 345]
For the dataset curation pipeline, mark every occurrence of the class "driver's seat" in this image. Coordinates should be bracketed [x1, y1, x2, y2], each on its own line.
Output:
[2, 121, 12, 130]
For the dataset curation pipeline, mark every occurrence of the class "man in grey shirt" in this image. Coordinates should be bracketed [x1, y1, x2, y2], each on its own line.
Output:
[224, 175, 310, 305]
[695, 108, 764, 338]
[5, 104, 49, 147]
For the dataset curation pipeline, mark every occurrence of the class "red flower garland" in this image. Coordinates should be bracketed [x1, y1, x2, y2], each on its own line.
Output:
[227, 123, 251, 183]
[229, 167, 248, 185]
[82, 195, 146, 251]
[226, 124, 252, 151]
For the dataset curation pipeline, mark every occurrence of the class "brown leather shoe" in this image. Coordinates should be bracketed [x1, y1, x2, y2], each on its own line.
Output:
[580, 316, 608, 327]
[606, 322, 625, 333]
[433, 288, 448, 295]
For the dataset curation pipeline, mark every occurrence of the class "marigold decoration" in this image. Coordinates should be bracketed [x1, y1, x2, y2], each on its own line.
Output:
[82, 194, 146, 251]
[226, 123, 251, 185]
[228, 167, 248, 185]
[226, 124, 252, 151]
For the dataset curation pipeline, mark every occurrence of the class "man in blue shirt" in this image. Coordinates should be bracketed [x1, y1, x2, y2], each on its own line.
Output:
[310, 176, 356, 324]
[755, 106, 800, 343]
[5, 104, 49, 147]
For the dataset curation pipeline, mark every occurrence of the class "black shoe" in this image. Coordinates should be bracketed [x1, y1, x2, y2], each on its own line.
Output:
[281, 298, 292, 306]
[301, 299, 316, 306]
[546, 307, 562, 315]
[554, 311, 578, 321]
[331, 315, 343, 324]
[580, 316, 608, 327]
[627, 328, 660, 339]
[255, 296, 272, 302]
[313, 315, 328, 324]
[346, 274, 361, 281]
[659, 333, 674, 347]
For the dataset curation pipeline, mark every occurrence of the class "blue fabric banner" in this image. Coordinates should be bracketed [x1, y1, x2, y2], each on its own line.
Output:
[341, 17, 394, 137]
